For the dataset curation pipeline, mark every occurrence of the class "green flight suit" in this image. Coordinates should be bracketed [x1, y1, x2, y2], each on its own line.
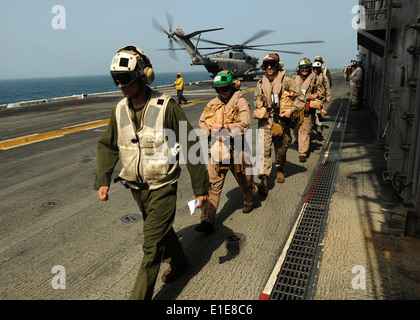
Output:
[94, 88, 210, 300]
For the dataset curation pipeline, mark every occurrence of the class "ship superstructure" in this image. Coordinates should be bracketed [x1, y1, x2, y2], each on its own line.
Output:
[357, 0, 420, 212]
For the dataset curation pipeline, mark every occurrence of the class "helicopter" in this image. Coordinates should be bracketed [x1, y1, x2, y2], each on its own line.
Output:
[152, 14, 324, 80]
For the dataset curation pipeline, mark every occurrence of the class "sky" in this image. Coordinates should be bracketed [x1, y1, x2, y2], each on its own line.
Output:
[0, 0, 359, 80]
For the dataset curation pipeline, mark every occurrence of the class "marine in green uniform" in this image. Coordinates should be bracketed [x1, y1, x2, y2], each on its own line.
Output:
[94, 45, 210, 300]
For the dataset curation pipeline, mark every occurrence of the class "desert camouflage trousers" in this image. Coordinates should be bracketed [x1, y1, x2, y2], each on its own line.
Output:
[298, 114, 312, 157]
[200, 157, 257, 224]
[257, 117, 292, 177]
[350, 84, 361, 106]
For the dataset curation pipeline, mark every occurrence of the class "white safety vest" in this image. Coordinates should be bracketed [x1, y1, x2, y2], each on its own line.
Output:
[115, 91, 180, 190]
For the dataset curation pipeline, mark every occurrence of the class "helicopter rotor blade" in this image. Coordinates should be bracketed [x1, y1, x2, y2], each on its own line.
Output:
[192, 37, 231, 47]
[168, 49, 178, 60]
[246, 48, 304, 55]
[156, 47, 187, 51]
[194, 46, 230, 50]
[168, 38, 178, 60]
[152, 17, 171, 37]
[197, 29, 276, 50]
[152, 13, 181, 60]
[202, 48, 231, 56]
[247, 40, 325, 48]
[165, 12, 173, 33]
[242, 30, 275, 45]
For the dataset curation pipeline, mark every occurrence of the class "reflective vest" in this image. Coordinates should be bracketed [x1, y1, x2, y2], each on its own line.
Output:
[115, 91, 180, 190]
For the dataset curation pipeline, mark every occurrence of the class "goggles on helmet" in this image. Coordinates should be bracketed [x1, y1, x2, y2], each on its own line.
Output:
[299, 66, 311, 72]
[110, 48, 146, 87]
[111, 70, 142, 87]
[215, 86, 232, 94]
[263, 60, 279, 68]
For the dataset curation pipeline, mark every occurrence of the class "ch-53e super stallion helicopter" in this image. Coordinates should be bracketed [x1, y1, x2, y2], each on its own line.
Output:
[153, 14, 324, 80]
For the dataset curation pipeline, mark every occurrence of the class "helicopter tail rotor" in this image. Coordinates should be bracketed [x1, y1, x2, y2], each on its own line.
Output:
[152, 13, 179, 60]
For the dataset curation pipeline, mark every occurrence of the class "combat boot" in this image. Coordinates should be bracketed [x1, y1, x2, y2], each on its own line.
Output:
[242, 203, 254, 214]
[276, 170, 285, 183]
[194, 221, 214, 234]
[316, 125, 322, 134]
[258, 175, 268, 196]
[161, 264, 187, 283]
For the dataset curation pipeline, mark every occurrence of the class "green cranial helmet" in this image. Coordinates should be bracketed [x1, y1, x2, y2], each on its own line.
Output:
[213, 72, 233, 87]
[298, 58, 312, 68]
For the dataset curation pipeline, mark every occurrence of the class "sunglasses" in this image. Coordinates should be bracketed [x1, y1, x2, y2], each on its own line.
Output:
[111, 71, 138, 87]
[263, 60, 278, 68]
[215, 86, 232, 94]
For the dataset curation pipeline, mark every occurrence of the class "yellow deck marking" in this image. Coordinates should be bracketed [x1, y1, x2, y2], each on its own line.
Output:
[0, 119, 110, 150]
[179, 99, 207, 107]
[1, 88, 257, 150]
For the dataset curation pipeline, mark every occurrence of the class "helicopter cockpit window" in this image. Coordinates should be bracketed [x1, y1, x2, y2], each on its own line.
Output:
[229, 52, 233, 59]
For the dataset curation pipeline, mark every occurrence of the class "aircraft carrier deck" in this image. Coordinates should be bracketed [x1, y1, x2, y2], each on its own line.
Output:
[0, 73, 419, 307]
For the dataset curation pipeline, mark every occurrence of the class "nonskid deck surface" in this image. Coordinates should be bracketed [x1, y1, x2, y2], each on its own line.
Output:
[1, 73, 418, 301]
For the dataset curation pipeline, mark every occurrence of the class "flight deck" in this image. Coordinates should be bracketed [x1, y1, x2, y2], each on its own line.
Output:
[0, 73, 419, 302]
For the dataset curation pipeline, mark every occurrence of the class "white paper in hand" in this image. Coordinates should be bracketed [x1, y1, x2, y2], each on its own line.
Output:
[188, 198, 199, 215]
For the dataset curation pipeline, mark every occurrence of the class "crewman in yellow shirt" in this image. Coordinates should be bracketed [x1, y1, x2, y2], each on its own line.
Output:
[174, 72, 188, 105]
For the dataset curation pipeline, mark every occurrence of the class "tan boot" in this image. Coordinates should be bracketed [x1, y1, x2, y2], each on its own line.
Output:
[317, 125, 322, 134]
[276, 170, 285, 183]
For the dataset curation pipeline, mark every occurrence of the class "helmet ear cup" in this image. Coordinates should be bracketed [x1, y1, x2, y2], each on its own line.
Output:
[233, 79, 241, 90]
[118, 45, 155, 85]
[143, 66, 155, 85]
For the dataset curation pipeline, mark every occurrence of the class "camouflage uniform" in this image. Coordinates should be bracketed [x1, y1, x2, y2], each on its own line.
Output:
[350, 64, 363, 109]
[314, 69, 331, 131]
[293, 72, 326, 159]
[199, 90, 258, 225]
[254, 70, 304, 181]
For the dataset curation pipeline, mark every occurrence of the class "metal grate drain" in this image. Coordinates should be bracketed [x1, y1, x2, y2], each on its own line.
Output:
[269, 103, 348, 300]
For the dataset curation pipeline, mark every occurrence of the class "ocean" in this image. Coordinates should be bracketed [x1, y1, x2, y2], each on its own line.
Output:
[0, 68, 343, 106]
[0, 71, 212, 106]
